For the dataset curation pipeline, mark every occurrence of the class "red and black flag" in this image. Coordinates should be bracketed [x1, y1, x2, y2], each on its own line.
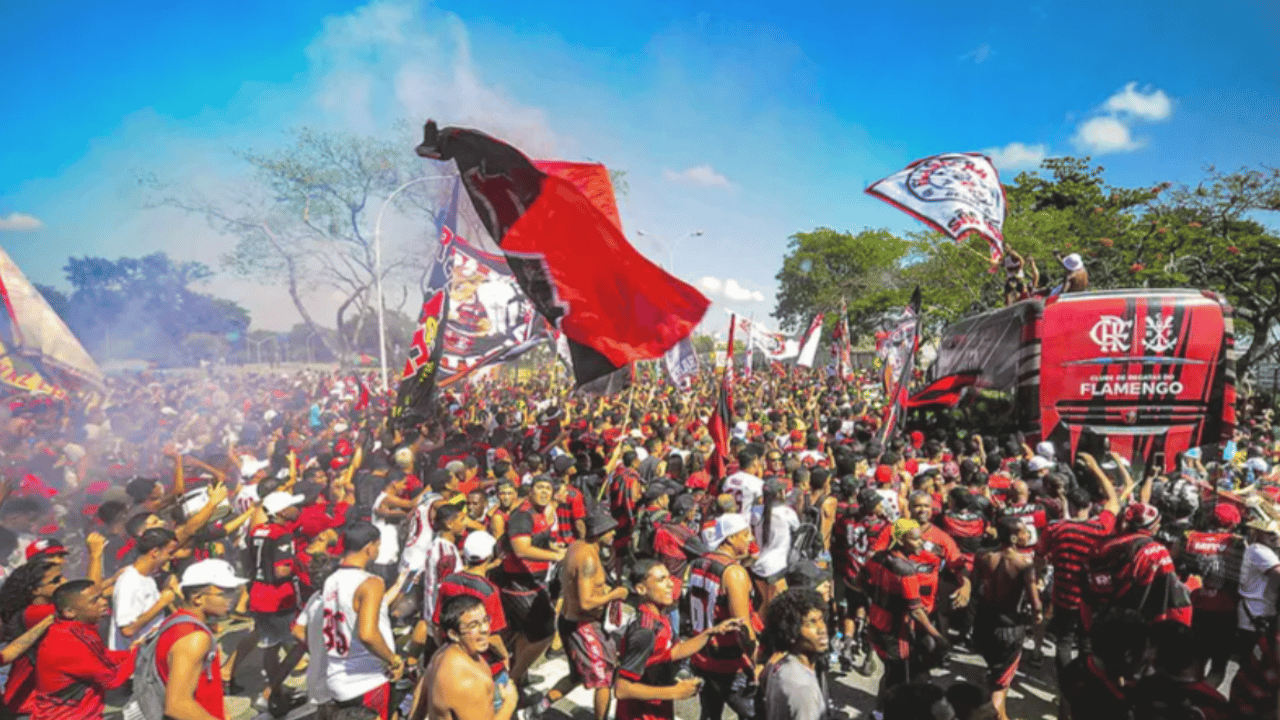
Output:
[707, 374, 733, 483]
[392, 178, 460, 429]
[414, 121, 710, 387]
[906, 372, 978, 410]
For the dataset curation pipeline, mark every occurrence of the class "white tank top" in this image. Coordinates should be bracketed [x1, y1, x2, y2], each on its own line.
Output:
[399, 494, 442, 571]
[322, 567, 394, 701]
[371, 491, 401, 565]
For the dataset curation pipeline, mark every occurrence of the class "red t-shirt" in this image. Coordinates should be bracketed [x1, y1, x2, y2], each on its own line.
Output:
[31, 619, 135, 720]
[156, 612, 225, 720]
[2, 603, 56, 714]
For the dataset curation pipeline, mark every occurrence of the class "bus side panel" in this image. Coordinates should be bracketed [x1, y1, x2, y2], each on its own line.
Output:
[1040, 293, 1226, 472]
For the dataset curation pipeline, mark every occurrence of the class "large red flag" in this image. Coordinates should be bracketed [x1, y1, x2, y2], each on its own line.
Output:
[415, 122, 710, 387]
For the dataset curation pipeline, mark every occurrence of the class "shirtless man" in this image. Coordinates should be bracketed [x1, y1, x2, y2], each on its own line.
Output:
[531, 506, 629, 720]
[972, 517, 1042, 720]
[416, 595, 519, 720]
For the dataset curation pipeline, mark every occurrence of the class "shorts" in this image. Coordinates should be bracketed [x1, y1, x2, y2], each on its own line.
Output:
[557, 617, 617, 689]
[334, 682, 391, 720]
[499, 587, 556, 642]
[973, 607, 1026, 689]
[834, 579, 869, 615]
[254, 609, 298, 648]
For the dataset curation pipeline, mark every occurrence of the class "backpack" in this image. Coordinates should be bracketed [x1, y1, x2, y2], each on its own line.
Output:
[122, 614, 216, 720]
[634, 508, 671, 558]
[787, 522, 826, 567]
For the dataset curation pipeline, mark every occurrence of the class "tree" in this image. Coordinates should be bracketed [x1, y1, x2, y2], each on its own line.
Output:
[55, 252, 250, 364]
[773, 228, 912, 341]
[691, 334, 716, 355]
[150, 126, 451, 360]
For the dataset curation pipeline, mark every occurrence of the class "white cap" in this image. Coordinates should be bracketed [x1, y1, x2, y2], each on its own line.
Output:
[333, 422, 349, 433]
[180, 559, 246, 589]
[1035, 441, 1055, 460]
[703, 513, 751, 550]
[463, 531, 498, 562]
[262, 491, 305, 516]
[1063, 253, 1084, 271]
[1028, 456, 1054, 472]
[240, 457, 270, 479]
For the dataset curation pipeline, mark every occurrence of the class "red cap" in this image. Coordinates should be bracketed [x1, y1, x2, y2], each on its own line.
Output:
[26, 539, 67, 560]
[875, 465, 894, 485]
[492, 448, 512, 462]
[910, 431, 925, 449]
[1211, 503, 1242, 527]
[789, 430, 805, 442]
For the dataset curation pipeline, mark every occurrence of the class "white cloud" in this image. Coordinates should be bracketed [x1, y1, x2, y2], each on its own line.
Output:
[983, 142, 1048, 171]
[1102, 82, 1172, 122]
[663, 164, 731, 188]
[1072, 116, 1144, 154]
[0, 212, 44, 231]
[722, 279, 754, 301]
[1071, 82, 1173, 156]
[960, 44, 993, 64]
[699, 276, 766, 303]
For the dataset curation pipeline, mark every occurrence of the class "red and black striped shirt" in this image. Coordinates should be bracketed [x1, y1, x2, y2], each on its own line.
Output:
[862, 549, 923, 636]
[1038, 509, 1116, 610]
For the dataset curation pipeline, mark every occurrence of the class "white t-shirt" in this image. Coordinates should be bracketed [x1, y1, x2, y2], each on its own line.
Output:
[751, 505, 801, 579]
[1238, 542, 1280, 630]
[371, 492, 401, 565]
[723, 471, 764, 512]
[111, 565, 161, 651]
[295, 593, 333, 704]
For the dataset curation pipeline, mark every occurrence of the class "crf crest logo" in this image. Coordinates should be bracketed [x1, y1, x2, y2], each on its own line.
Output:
[1089, 315, 1134, 353]
[1144, 316, 1176, 353]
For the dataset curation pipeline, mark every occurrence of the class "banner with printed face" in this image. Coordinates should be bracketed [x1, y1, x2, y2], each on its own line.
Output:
[437, 237, 550, 387]
[866, 152, 1006, 259]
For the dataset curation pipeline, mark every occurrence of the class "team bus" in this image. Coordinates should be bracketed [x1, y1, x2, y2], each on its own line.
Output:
[910, 289, 1237, 473]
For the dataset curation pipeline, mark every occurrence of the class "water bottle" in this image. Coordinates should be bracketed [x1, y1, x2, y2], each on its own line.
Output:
[828, 631, 843, 667]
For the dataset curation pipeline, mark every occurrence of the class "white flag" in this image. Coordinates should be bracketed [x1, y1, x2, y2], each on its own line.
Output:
[797, 314, 824, 368]
[866, 152, 1006, 259]
[725, 311, 799, 361]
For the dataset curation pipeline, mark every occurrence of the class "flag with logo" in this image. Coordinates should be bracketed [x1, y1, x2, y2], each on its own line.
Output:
[866, 152, 1007, 260]
[726, 311, 799, 362]
[797, 313, 824, 368]
[876, 287, 923, 442]
[414, 121, 709, 387]
[392, 178, 459, 428]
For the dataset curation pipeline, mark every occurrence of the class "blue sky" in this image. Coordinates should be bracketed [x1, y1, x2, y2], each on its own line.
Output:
[2, 0, 1277, 332]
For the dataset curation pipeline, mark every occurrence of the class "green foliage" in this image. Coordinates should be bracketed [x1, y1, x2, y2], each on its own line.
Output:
[773, 228, 913, 339]
[52, 252, 250, 364]
[690, 334, 716, 355]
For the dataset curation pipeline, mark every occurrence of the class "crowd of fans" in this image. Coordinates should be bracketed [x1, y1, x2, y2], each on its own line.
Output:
[0, 365, 1278, 720]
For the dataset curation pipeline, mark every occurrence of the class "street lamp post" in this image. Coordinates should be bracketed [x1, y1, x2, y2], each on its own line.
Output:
[372, 174, 454, 393]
